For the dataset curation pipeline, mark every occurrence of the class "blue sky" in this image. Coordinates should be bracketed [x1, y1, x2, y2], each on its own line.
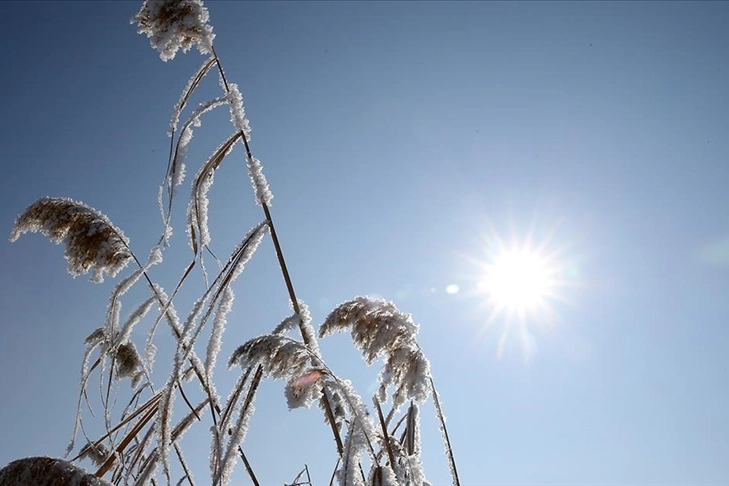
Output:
[1, 1, 728, 485]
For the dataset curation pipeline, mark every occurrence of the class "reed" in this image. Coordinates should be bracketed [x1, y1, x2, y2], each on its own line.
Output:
[3, 2, 459, 485]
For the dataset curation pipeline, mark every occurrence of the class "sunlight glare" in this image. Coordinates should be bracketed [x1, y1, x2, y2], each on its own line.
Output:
[479, 248, 553, 314]
[464, 222, 577, 363]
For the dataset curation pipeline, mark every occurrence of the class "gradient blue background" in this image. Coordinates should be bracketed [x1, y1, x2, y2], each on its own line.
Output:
[1, 1, 728, 485]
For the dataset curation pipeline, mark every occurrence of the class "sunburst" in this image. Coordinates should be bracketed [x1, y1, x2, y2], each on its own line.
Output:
[468, 222, 576, 361]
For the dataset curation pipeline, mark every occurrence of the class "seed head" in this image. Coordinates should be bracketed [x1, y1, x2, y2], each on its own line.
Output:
[133, 0, 215, 61]
[10, 197, 132, 283]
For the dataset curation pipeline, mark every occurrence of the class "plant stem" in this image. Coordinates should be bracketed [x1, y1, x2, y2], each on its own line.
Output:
[210, 45, 344, 458]
[430, 376, 460, 486]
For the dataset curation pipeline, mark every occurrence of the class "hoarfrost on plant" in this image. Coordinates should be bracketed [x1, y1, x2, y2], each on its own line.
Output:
[133, 0, 215, 61]
[10, 197, 131, 283]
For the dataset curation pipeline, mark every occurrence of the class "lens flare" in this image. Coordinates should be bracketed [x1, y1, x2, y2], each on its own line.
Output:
[445, 284, 460, 294]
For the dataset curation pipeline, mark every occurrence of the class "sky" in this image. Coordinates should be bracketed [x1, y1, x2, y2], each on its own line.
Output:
[0, 1, 728, 485]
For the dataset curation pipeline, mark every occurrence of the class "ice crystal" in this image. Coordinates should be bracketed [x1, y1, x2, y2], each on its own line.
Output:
[272, 314, 300, 336]
[169, 57, 216, 136]
[187, 161, 216, 249]
[336, 415, 367, 486]
[205, 286, 234, 376]
[226, 221, 269, 282]
[216, 401, 255, 486]
[272, 300, 319, 357]
[186, 133, 249, 250]
[172, 94, 229, 192]
[247, 156, 273, 206]
[226, 84, 251, 139]
[367, 465, 399, 486]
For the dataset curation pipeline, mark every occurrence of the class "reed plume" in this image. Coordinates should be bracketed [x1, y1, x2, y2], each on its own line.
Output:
[0, 457, 112, 486]
[9, 197, 132, 283]
[133, 0, 215, 62]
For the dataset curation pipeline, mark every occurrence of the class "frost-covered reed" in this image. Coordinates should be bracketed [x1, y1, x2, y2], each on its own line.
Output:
[2, 1, 459, 485]
[0, 457, 112, 486]
[10, 197, 132, 283]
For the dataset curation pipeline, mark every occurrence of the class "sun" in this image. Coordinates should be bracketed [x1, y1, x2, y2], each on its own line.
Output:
[477, 247, 556, 316]
[464, 222, 577, 361]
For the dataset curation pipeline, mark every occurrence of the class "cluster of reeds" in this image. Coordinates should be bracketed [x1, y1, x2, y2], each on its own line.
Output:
[2, 1, 459, 485]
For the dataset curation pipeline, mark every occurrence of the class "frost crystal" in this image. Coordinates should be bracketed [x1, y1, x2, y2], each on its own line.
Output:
[226, 84, 251, 139]
[10, 197, 132, 283]
[225, 83, 273, 206]
[247, 156, 273, 207]
[169, 57, 216, 136]
[172, 95, 229, 191]
[205, 287, 234, 376]
[133, 0, 215, 61]
[272, 300, 319, 357]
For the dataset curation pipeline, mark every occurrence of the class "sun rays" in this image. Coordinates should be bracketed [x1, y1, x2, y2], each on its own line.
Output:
[464, 220, 578, 362]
